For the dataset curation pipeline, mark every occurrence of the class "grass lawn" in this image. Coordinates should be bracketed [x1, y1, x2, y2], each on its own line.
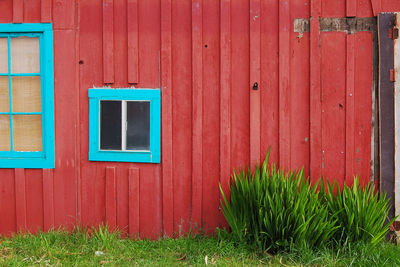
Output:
[1, 227, 400, 266]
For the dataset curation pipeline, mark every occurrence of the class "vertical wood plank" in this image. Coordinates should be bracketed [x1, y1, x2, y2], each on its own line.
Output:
[53, 29, 78, 230]
[42, 169, 54, 231]
[354, 32, 373, 186]
[249, 0, 261, 167]
[75, 0, 82, 224]
[79, 0, 103, 227]
[105, 167, 117, 230]
[220, 0, 231, 227]
[103, 0, 114, 84]
[310, 0, 322, 182]
[191, 0, 203, 232]
[378, 13, 395, 219]
[0, 170, 16, 235]
[171, 0, 192, 235]
[128, 168, 140, 237]
[345, 34, 355, 187]
[127, 0, 139, 84]
[161, 0, 174, 237]
[278, 0, 290, 169]
[13, 0, 23, 23]
[346, 0, 357, 17]
[370, 0, 381, 17]
[52, 0, 75, 29]
[15, 169, 26, 232]
[41, 0, 52, 22]
[260, 0, 279, 165]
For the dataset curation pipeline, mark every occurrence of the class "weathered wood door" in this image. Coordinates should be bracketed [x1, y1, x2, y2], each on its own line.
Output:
[394, 13, 400, 218]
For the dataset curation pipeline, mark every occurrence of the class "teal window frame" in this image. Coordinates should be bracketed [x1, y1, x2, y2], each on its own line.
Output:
[88, 89, 161, 163]
[0, 23, 55, 169]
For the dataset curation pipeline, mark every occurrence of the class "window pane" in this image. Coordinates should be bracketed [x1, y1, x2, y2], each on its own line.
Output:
[13, 115, 42, 151]
[126, 101, 150, 150]
[100, 100, 122, 150]
[11, 37, 40, 73]
[0, 115, 10, 151]
[0, 77, 9, 112]
[0, 38, 8, 73]
[12, 76, 41, 112]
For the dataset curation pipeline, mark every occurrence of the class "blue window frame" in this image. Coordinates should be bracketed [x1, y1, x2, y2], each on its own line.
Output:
[88, 89, 161, 163]
[0, 24, 54, 169]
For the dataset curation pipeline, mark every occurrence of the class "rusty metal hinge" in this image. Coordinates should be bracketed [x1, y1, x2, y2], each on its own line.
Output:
[389, 28, 399, 40]
[390, 69, 396, 82]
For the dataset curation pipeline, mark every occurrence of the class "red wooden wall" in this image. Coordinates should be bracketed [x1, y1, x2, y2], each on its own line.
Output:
[0, 0, 398, 237]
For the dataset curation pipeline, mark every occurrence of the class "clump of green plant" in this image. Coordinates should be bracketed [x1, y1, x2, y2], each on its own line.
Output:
[220, 149, 338, 253]
[220, 148, 396, 253]
[320, 177, 396, 246]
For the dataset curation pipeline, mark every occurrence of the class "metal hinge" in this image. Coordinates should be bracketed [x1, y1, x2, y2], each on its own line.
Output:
[390, 69, 396, 82]
[389, 28, 399, 39]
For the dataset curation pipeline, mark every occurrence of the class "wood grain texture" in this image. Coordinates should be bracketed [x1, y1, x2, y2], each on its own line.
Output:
[249, 0, 261, 167]
[354, 32, 373, 186]
[321, 32, 346, 188]
[345, 34, 355, 187]
[15, 169, 26, 232]
[346, 0, 357, 17]
[219, 0, 231, 228]
[41, 0, 52, 22]
[161, 0, 174, 237]
[127, 0, 139, 84]
[52, 0, 75, 29]
[278, 0, 290, 169]
[378, 13, 395, 219]
[13, 0, 23, 23]
[103, 0, 114, 84]
[105, 167, 117, 230]
[128, 168, 140, 237]
[310, 0, 322, 183]
[42, 169, 54, 231]
[260, 0, 278, 165]
[171, 0, 192, 235]
[201, 0, 222, 233]
[53, 29, 78, 229]
[370, 0, 381, 16]
[394, 14, 400, 217]
[191, 0, 203, 232]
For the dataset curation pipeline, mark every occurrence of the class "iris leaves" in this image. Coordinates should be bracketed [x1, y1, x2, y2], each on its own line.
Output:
[220, 148, 394, 253]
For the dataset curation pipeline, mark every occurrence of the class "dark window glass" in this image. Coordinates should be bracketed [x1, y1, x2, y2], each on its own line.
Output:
[100, 100, 121, 150]
[127, 101, 150, 150]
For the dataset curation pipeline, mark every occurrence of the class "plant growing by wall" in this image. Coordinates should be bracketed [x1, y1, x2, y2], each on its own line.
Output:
[220, 148, 396, 252]
[220, 149, 338, 252]
[320, 177, 396, 246]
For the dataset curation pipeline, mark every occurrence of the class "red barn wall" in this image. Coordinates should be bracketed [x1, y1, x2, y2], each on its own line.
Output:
[0, 0, 397, 237]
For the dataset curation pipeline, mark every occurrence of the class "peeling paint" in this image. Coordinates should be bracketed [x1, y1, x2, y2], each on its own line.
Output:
[294, 17, 376, 34]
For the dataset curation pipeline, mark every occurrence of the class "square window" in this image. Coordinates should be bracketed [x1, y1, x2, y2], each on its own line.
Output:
[88, 89, 161, 163]
[0, 24, 55, 168]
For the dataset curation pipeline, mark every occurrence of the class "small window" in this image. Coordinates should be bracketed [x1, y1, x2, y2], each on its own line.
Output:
[0, 24, 55, 168]
[88, 89, 160, 163]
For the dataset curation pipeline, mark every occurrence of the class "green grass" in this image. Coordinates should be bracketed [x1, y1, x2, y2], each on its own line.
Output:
[1, 227, 400, 266]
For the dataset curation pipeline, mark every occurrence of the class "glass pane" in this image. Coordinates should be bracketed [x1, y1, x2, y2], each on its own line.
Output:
[12, 76, 41, 112]
[0, 77, 9, 112]
[0, 38, 8, 73]
[126, 101, 150, 150]
[100, 101, 122, 150]
[11, 36, 40, 73]
[0, 115, 10, 151]
[13, 115, 42, 151]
